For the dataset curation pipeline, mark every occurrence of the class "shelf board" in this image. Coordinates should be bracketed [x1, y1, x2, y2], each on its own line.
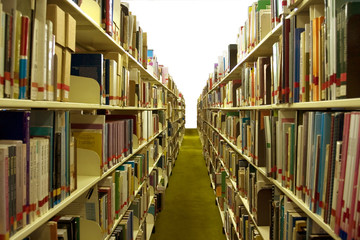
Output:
[0, 98, 168, 110]
[203, 98, 360, 111]
[11, 176, 99, 240]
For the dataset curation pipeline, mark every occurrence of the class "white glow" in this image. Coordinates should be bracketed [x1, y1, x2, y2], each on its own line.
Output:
[126, 0, 254, 128]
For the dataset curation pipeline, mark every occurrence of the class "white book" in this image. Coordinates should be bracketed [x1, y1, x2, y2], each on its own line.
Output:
[330, 141, 342, 230]
[110, 60, 117, 106]
[0, 5, 5, 98]
[46, 20, 55, 101]
[29, 139, 37, 223]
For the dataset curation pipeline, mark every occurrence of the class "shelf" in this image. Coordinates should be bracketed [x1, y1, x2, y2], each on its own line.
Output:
[269, 179, 340, 240]
[0, 98, 167, 111]
[99, 129, 167, 181]
[215, 198, 230, 240]
[203, 23, 282, 98]
[200, 0, 323, 100]
[204, 132, 270, 240]
[203, 98, 360, 111]
[202, 118, 341, 240]
[133, 194, 155, 240]
[11, 176, 99, 240]
[227, 208, 240, 240]
[10, 128, 166, 240]
[237, 192, 270, 240]
[46, 0, 179, 94]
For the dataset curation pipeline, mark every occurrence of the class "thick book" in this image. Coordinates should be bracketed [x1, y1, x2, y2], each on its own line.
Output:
[338, 2, 360, 99]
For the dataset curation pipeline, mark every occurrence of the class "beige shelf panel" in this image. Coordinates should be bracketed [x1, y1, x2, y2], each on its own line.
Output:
[11, 176, 99, 240]
[204, 98, 360, 111]
[0, 98, 168, 110]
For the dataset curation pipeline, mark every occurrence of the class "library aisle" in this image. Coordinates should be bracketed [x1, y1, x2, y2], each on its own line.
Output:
[150, 129, 225, 240]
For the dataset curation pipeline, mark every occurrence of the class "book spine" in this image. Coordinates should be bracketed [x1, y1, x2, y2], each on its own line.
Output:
[19, 16, 29, 100]
[4, 14, 13, 99]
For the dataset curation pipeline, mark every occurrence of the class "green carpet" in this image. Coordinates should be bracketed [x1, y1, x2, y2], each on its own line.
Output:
[150, 129, 225, 240]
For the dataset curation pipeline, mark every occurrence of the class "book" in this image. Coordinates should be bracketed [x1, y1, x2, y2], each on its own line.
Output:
[338, 2, 360, 99]
[0, 5, 5, 99]
[0, 145, 9, 240]
[19, 15, 30, 99]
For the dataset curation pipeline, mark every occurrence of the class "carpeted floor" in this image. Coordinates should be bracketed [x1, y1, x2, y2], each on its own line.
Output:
[150, 128, 225, 240]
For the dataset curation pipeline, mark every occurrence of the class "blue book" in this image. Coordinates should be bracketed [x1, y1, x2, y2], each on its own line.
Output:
[293, 28, 304, 103]
[316, 112, 331, 214]
[71, 53, 104, 104]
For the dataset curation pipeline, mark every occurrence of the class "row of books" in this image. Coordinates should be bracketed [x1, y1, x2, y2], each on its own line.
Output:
[0, 1, 183, 104]
[0, 108, 168, 239]
[57, 147, 165, 239]
[0, 2, 76, 101]
[201, 128, 334, 240]
[203, 0, 360, 105]
[237, 0, 272, 60]
[75, 1, 182, 97]
[202, 108, 360, 239]
[265, 110, 360, 239]
[0, 110, 77, 239]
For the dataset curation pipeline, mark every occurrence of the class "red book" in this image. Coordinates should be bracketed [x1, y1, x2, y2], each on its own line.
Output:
[335, 113, 351, 234]
[19, 16, 29, 99]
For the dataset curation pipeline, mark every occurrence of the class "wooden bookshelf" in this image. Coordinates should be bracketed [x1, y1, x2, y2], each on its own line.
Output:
[197, 0, 358, 238]
[201, 117, 345, 239]
[45, 0, 181, 97]
[0, 98, 168, 110]
[0, 1, 186, 239]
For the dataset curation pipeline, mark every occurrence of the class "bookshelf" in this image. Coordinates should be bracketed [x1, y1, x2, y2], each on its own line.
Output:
[197, 0, 360, 239]
[0, 0, 186, 240]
